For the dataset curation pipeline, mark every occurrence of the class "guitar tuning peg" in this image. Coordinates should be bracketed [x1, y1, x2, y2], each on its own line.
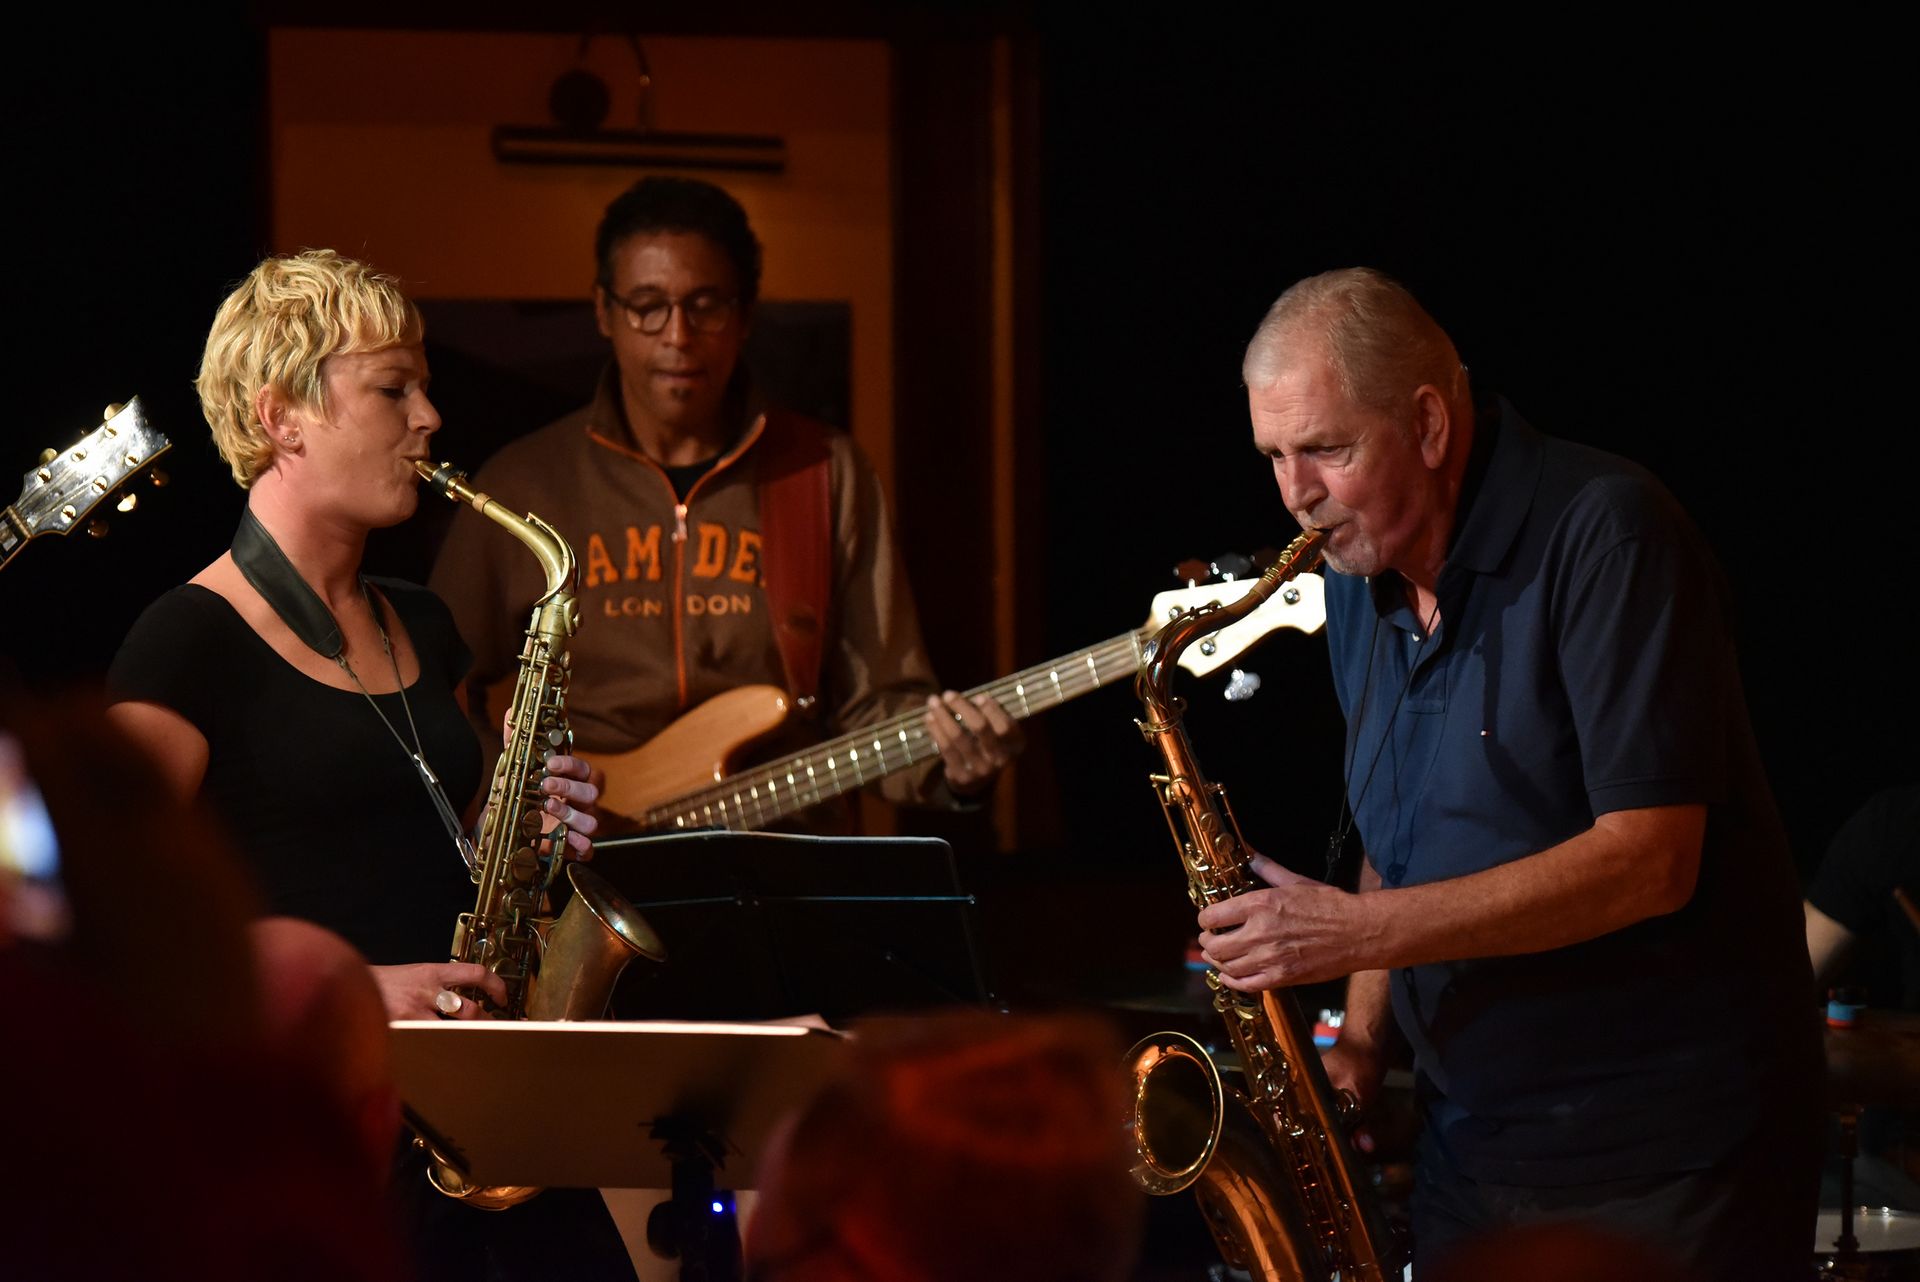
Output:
[1211, 552, 1254, 582]
[86, 518, 109, 539]
[1172, 558, 1211, 587]
[38, 448, 57, 466]
[116, 493, 140, 513]
[147, 467, 169, 488]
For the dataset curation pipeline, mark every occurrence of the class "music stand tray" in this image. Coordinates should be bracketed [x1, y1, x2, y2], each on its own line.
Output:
[589, 830, 995, 1023]
[390, 1019, 847, 1191]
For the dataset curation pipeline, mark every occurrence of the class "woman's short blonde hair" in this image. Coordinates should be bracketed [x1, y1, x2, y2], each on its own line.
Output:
[197, 249, 422, 487]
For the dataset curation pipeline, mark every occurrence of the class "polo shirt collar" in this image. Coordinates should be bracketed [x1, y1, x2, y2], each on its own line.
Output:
[1444, 393, 1544, 577]
[1362, 392, 1545, 625]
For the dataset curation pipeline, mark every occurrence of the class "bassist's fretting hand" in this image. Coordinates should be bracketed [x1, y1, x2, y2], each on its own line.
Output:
[922, 690, 1023, 798]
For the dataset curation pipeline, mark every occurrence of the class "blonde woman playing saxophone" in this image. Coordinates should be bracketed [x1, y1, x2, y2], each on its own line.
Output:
[107, 250, 638, 1281]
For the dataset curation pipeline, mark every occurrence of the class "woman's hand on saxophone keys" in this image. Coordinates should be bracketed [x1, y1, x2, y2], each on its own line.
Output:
[494, 705, 602, 859]
[1196, 853, 1365, 990]
[537, 754, 603, 858]
[371, 962, 510, 1020]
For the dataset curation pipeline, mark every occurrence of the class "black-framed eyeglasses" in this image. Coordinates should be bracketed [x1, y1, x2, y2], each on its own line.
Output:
[600, 285, 739, 336]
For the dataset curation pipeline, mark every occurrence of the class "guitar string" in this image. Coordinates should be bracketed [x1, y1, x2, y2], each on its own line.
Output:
[656, 630, 1150, 824]
[654, 605, 1286, 826]
[657, 600, 1300, 826]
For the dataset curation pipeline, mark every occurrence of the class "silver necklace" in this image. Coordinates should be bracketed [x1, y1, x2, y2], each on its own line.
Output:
[338, 591, 480, 873]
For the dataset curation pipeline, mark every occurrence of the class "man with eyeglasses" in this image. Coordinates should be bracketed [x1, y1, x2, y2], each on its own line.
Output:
[432, 177, 1018, 836]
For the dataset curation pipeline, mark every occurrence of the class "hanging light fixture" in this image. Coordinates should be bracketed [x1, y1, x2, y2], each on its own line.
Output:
[492, 32, 786, 173]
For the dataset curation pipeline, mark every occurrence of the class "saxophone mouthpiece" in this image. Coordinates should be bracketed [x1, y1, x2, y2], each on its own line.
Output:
[1285, 527, 1329, 574]
[416, 460, 493, 513]
[415, 459, 462, 495]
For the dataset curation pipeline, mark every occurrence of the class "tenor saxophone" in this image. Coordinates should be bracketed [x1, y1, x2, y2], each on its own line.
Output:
[413, 460, 667, 1209]
[1126, 529, 1400, 1281]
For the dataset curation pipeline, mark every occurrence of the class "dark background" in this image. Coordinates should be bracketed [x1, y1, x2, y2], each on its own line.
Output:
[6, 15, 1914, 1010]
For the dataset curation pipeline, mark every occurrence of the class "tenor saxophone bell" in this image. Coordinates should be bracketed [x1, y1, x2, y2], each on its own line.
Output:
[1129, 1032, 1319, 1277]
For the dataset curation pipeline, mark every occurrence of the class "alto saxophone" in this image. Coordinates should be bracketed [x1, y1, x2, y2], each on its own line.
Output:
[1126, 529, 1401, 1281]
[414, 460, 667, 1209]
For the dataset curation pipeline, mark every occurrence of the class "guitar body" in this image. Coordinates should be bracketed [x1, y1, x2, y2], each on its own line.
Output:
[584, 685, 792, 826]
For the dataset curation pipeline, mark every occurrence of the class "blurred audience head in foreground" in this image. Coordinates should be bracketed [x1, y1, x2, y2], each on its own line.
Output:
[747, 1010, 1143, 1282]
[5, 689, 405, 1281]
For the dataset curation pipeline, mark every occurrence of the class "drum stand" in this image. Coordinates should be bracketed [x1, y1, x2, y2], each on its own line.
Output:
[1820, 1106, 1866, 1280]
[1819, 1009, 1920, 1280]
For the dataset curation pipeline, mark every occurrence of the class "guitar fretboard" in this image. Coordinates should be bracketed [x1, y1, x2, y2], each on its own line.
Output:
[643, 625, 1153, 832]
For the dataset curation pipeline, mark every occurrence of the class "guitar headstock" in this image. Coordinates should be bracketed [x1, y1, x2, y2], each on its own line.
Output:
[3, 399, 171, 568]
[1147, 559, 1327, 679]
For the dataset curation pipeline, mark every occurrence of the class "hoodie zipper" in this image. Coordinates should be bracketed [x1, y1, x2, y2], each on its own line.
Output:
[591, 415, 766, 712]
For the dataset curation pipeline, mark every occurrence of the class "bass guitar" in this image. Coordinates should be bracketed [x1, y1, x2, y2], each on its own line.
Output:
[586, 571, 1326, 832]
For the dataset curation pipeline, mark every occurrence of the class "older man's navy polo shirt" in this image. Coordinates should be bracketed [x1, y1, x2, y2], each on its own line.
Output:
[1324, 398, 1816, 1185]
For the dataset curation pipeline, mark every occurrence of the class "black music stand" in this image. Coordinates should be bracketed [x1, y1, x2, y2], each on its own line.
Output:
[391, 1019, 849, 1282]
[589, 831, 996, 1023]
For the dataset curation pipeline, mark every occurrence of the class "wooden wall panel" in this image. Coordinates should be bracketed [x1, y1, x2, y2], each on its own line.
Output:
[268, 29, 896, 485]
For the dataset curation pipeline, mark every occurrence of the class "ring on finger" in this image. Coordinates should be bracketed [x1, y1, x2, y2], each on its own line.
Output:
[434, 989, 464, 1017]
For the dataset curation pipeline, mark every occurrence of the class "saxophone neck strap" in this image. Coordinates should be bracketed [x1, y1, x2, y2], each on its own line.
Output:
[232, 505, 476, 871]
[231, 505, 369, 660]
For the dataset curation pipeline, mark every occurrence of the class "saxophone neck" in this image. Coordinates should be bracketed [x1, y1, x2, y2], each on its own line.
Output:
[516, 513, 578, 611]
[416, 461, 577, 606]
